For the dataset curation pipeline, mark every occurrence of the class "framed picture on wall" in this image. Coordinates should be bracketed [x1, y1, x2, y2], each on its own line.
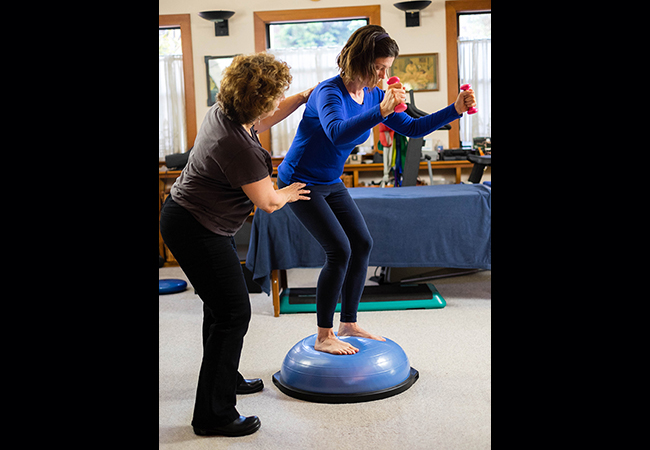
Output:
[390, 53, 439, 92]
[205, 55, 239, 106]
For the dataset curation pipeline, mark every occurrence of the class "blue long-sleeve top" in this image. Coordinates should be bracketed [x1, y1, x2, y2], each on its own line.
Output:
[277, 74, 462, 185]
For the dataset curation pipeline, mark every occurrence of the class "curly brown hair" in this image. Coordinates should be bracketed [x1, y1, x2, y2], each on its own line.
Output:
[337, 25, 399, 88]
[217, 52, 292, 125]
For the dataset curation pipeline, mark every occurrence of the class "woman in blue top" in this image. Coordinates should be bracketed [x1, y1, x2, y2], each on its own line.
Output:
[277, 25, 476, 355]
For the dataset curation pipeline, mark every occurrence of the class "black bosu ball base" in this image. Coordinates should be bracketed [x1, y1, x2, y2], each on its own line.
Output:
[272, 367, 419, 404]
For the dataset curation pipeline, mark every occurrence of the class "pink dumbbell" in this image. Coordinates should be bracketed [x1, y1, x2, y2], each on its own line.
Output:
[460, 84, 478, 114]
[386, 76, 407, 113]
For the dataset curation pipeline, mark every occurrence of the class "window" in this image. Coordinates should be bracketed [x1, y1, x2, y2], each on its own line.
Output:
[268, 20, 367, 49]
[457, 13, 491, 147]
[159, 28, 187, 158]
[266, 19, 367, 156]
[458, 13, 491, 40]
[444, 0, 491, 149]
[159, 14, 197, 161]
[159, 28, 182, 55]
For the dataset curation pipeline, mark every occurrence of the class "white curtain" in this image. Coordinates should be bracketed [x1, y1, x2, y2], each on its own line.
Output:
[458, 38, 491, 145]
[159, 54, 187, 158]
[267, 47, 341, 156]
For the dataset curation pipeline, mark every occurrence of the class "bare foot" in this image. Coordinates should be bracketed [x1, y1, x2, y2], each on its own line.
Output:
[338, 322, 386, 341]
[314, 328, 359, 355]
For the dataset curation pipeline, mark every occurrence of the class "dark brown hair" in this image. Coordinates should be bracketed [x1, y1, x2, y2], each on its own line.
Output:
[336, 25, 399, 87]
[217, 52, 292, 125]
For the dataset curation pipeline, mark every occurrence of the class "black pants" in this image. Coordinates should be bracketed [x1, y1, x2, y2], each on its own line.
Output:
[160, 195, 251, 428]
[278, 179, 373, 328]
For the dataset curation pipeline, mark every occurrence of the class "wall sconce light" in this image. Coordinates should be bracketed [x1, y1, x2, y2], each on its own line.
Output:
[198, 11, 235, 36]
[393, 1, 432, 28]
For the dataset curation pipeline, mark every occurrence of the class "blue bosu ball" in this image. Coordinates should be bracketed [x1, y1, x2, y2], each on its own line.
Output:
[272, 334, 418, 403]
[159, 278, 187, 295]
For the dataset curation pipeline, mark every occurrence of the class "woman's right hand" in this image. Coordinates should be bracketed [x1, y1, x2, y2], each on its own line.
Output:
[281, 182, 311, 203]
[380, 81, 407, 118]
[242, 177, 309, 214]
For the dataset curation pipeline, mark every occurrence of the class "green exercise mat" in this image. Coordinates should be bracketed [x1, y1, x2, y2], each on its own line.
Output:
[279, 283, 446, 314]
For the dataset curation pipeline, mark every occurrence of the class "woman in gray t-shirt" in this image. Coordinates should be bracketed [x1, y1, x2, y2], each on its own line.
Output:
[160, 52, 312, 438]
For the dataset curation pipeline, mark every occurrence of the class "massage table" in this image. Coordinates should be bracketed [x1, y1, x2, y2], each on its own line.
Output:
[246, 184, 491, 316]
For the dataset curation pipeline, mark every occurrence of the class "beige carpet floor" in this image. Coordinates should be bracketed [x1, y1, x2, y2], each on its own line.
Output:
[159, 266, 491, 449]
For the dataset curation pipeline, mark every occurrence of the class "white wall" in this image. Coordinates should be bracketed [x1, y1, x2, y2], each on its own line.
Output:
[159, 0, 455, 149]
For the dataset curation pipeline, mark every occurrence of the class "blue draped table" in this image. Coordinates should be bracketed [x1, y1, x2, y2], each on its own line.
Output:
[245, 184, 491, 316]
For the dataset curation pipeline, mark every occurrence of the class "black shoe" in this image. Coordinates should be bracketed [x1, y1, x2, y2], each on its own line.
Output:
[193, 415, 261, 437]
[237, 378, 264, 394]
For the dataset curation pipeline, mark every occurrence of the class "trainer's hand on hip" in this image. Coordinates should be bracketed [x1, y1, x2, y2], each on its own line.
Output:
[281, 182, 311, 203]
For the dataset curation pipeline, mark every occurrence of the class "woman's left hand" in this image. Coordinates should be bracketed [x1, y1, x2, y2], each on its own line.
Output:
[301, 84, 318, 103]
[256, 85, 319, 134]
[454, 88, 477, 114]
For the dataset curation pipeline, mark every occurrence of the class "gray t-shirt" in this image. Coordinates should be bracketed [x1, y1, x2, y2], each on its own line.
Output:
[171, 106, 272, 236]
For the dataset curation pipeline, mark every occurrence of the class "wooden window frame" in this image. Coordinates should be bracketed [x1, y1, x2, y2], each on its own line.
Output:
[253, 5, 382, 153]
[445, 0, 491, 148]
[159, 14, 197, 153]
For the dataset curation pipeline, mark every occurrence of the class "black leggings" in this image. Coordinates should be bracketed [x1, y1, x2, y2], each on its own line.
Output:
[160, 195, 250, 428]
[278, 179, 373, 328]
